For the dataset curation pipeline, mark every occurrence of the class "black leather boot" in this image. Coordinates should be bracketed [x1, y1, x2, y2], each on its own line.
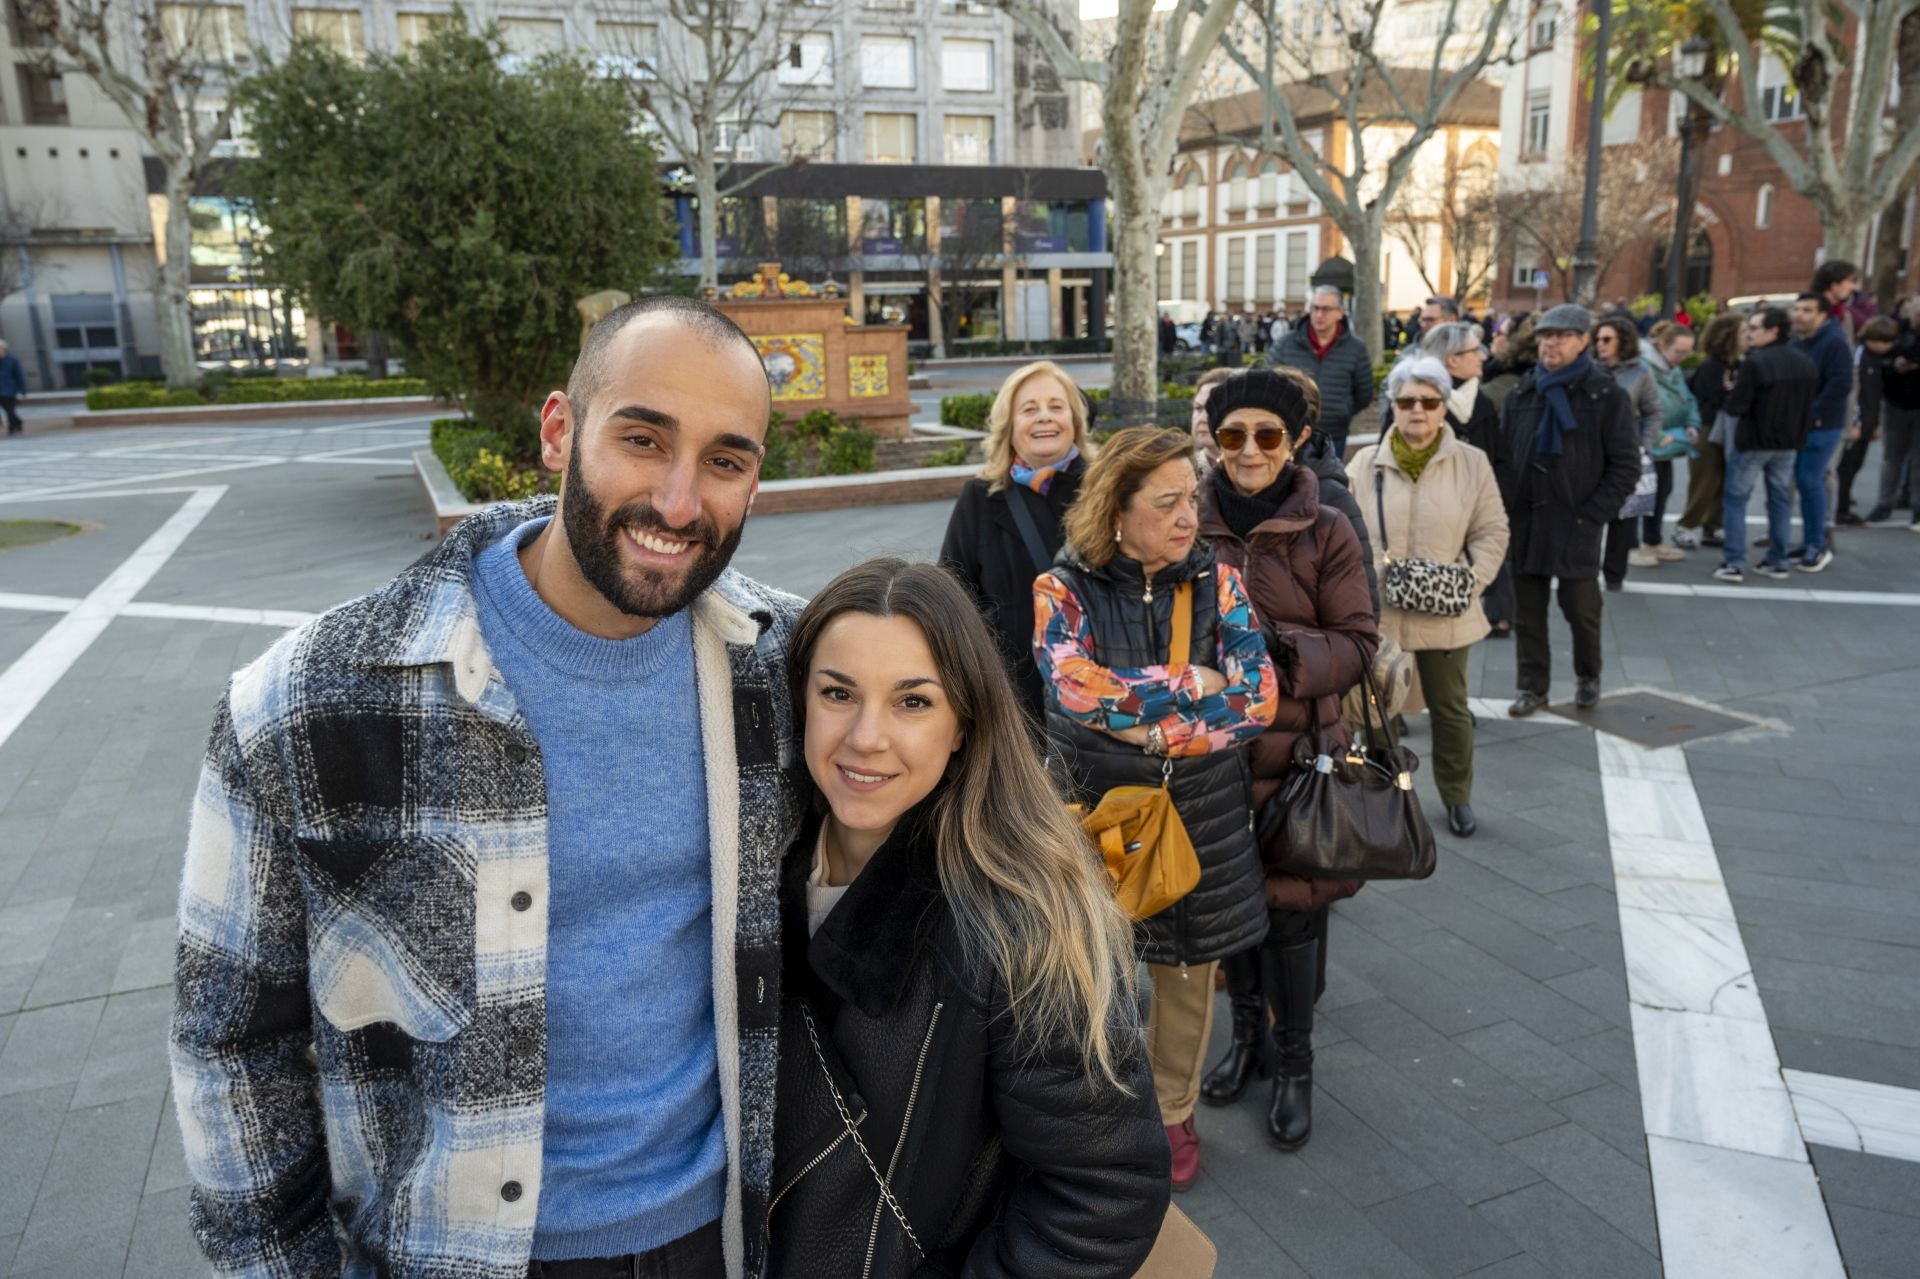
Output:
[1200, 949, 1274, 1106]
[1260, 935, 1318, 1151]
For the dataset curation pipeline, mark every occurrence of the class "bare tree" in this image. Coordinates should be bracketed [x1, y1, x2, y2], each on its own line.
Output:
[1002, 0, 1238, 413]
[1222, 0, 1516, 360]
[1656, 0, 1920, 264]
[1384, 137, 1500, 305]
[22, 0, 240, 387]
[1498, 138, 1681, 302]
[0, 195, 47, 318]
[597, 0, 846, 292]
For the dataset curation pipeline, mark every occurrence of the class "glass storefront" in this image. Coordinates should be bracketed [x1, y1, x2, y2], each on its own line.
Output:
[188, 196, 307, 365]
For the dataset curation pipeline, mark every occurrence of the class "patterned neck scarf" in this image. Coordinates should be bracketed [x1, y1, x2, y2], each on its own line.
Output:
[1010, 446, 1079, 495]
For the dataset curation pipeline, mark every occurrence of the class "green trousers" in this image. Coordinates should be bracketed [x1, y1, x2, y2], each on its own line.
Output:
[1414, 646, 1474, 807]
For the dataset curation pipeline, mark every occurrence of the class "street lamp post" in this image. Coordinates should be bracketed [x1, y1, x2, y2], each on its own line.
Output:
[1662, 35, 1714, 320]
[1571, 0, 1614, 306]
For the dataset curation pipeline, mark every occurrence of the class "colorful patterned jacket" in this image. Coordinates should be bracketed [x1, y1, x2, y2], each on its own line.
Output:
[169, 497, 806, 1279]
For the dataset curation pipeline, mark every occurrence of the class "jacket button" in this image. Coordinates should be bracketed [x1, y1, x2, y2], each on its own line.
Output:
[501, 1180, 522, 1202]
[511, 891, 532, 912]
[505, 743, 528, 765]
[511, 1036, 536, 1059]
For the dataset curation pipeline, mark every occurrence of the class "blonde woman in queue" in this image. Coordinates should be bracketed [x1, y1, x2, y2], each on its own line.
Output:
[940, 361, 1097, 719]
[770, 560, 1169, 1278]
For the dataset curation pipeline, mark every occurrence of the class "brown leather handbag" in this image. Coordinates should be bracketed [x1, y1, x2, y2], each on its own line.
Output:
[1257, 634, 1437, 882]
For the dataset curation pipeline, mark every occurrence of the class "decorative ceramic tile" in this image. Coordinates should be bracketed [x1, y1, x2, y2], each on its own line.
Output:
[1631, 1004, 1804, 1162]
[847, 354, 890, 399]
[1785, 1069, 1920, 1163]
[1646, 1137, 1844, 1278]
[753, 334, 828, 401]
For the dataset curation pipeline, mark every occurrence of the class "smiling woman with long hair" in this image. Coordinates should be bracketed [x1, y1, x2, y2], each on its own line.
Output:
[768, 559, 1169, 1279]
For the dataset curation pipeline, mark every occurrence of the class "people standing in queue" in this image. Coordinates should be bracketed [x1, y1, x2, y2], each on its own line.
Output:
[1035, 427, 1279, 1191]
[940, 361, 1095, 721]
[1190, 371, 1377, 1153]
[1347, 357, 1509, 838]
[770, 559, 1169, 1278]
[1418, 322, 1513, 636]
[1672, 313, 1744, 551]
[1593, 316, 1665, 588]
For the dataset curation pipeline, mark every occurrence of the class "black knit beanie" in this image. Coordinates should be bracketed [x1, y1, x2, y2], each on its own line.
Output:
[1203, 370, 1311, 435]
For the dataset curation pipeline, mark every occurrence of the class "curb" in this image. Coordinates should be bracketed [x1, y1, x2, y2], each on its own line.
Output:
[416, 452, 975, 534]
[73, 395, 451, 427]
[914, 352, 1108, 369]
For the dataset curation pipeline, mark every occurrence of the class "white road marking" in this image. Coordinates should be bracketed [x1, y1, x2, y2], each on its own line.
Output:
[1595, 731, 1846, 1277]
[0, 592, 79, 613]
[0, 487, 225, 751]
[1622, 581, 1920, 607]
[120, 601, 316, 628]
[1785, 1069, 1920, 1165]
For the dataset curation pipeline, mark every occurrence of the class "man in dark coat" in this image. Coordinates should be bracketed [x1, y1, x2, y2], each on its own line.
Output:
[1715, 307, 1817, 582]
[1273, 285, 1376, 454]
[1496, 304, 1640, 717]
[0, 340, 26, 436]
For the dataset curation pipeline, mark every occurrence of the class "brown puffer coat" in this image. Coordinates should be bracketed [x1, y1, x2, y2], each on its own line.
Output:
[1200, 463, 1380, 911]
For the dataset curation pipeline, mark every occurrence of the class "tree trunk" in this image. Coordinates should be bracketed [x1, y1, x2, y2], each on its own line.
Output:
[1108, 173, 1160, 425]
[1820, 201, 1871, 270]
[695, 155, 721, 293]
[1345, 218, 1385, 364]
[158, 166, 199, 389]
[365, 330, 391, 380]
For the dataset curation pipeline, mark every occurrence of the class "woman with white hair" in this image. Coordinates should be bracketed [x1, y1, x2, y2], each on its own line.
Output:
[1419, 321, 1513, 634]
[1347, 356, 1510, 837]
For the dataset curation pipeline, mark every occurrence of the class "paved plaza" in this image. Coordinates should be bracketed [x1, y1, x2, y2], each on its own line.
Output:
[0, 412, 1916, 1277]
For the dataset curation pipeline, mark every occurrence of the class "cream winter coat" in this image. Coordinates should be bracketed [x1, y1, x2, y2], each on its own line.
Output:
[1346, 424, 1511, 653]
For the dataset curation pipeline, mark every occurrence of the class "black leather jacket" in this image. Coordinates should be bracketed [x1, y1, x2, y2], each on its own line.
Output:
[768, 803, 1169, 1279]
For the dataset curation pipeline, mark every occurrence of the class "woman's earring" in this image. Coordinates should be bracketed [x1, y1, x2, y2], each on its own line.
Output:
[1114, 528, 1123, 543]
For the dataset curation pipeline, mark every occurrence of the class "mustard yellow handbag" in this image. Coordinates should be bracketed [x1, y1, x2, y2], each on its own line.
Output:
[1072, 583, 1202, 922]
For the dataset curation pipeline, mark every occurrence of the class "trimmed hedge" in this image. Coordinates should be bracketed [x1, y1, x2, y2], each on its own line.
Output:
[86, 375, 432, 411]
[761, 409, 879, 481]
[430, 417, 555, 502]
[940, 393, 995, 431]
[949, 337, 1106, 358]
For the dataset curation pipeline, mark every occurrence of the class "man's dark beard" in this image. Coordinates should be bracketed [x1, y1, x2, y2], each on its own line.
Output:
[562, 444, 744, 619]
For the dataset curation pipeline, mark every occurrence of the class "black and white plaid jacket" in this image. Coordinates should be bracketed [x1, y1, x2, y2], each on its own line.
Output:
[170, 497, 806, 1278]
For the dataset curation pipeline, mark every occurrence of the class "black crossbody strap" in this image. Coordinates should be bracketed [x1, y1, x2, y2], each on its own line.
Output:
[1004, 485, 1053, 576]
[1373, 466, 1390, 556]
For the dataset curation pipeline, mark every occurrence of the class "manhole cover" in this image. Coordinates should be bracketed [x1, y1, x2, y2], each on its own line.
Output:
[1546, 690, 1756, 747]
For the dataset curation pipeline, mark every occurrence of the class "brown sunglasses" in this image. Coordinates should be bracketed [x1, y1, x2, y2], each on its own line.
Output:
[1393, 395, 1445, 412]
[1216, 424, 1290, 451]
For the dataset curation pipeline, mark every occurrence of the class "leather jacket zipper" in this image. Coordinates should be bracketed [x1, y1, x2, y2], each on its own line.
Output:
[768, 1109, 865, 1222]
[863, 1001, 944, 1277]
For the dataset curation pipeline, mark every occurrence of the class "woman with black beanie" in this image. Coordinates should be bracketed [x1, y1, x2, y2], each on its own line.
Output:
[1194, 371, 1379, 1153]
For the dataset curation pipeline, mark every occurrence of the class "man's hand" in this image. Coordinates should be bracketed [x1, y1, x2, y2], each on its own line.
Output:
[1111, 724, 1153, 747]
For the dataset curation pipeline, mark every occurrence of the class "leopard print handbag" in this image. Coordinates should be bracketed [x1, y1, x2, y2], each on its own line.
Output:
[1375, 469, 1476, 618]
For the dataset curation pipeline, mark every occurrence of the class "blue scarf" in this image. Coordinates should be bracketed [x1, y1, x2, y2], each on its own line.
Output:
[1533, 352, 1591, 457]
[1010, 446, 1080, 494]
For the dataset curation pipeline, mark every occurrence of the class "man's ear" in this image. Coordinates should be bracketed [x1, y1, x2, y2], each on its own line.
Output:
[539, 392, 574, 473]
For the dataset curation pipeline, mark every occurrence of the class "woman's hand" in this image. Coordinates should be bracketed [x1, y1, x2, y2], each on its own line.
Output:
[1110, 724, 1153, 747]
[1686, 427, 1699, 444]
[1193, 665, 1228, 697]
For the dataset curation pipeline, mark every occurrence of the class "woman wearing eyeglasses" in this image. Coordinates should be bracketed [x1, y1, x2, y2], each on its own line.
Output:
[1193, 371, 1378, 1156]
[1419, 321, 1514, 636]
[1346, 357, 1510, 839]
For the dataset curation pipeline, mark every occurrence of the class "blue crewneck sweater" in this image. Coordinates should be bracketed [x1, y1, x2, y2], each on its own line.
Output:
[471, 518, 723, 1260]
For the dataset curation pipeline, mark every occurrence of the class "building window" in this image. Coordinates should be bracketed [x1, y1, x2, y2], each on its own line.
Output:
[1756, 183, 1774, 229]
[1256, 233, 1277, 303]
[595, 21, 655, 78]
[1524, 88, 1552, 157]
[15, 65, 67, 124]
[1180, 240, 1199, 298]
[1284, 231, 1308, 301]
[1257, 160, 1280, 209]
[396, 10, 459, 52]
[1530, 9, 1556, 49]
[1225, 236, 1246, 304]
[860, 35, 915, 88]
[941, 38, 993, 91]
[712, 117, 752, 158]
[1157, 247, 1173, 301]
[293, 8, 365, 59]
[1759, 57, 1802, 121]
[865, 111, 917, 163]
[1160, 185, 1179, 221]
[156, 4, 247, 63]
[780, 110, 835, 160]
[498, 18, 564, 72]
[778, 32, 833, 87]
[1226, 166, 1248, 214]
[943, 114, 993, 165]
[1180, 170, 1202, 218]
[859, 197, 926, 254]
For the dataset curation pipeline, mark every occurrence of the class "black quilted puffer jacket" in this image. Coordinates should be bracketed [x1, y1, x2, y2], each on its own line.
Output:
[1042, 547, 1270, 968]
[767, 804, 1169, 1279]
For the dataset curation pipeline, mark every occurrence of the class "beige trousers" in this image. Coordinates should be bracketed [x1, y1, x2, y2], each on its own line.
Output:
[1146, 960, 1219, 1125]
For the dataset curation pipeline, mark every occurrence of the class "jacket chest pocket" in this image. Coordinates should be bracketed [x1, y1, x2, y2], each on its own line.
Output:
[296, 835, 477, 1043]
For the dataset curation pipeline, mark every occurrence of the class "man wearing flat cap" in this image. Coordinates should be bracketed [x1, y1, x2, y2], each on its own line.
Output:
[1495, 304, 1640, 716]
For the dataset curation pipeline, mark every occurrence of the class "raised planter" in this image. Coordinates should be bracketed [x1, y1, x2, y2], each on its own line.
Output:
[73, 395, 452, 428]
[416, 450, 974, 533]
